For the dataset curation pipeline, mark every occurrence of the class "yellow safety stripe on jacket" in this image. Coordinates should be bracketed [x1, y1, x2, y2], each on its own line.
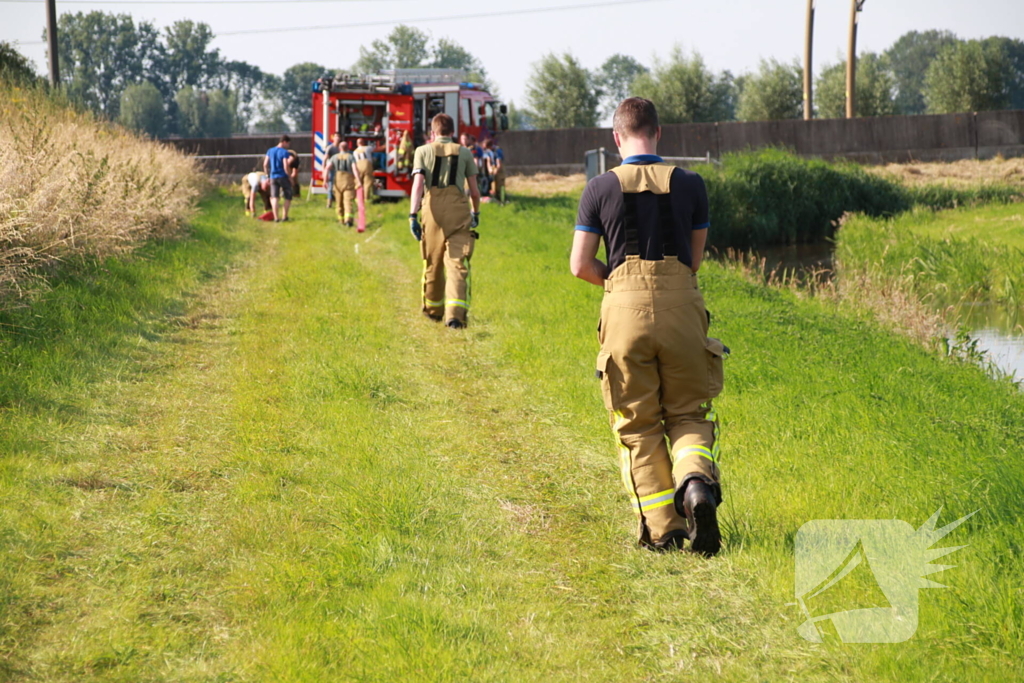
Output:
[446, 299, 469, 309]
[631, 488, 675, 512]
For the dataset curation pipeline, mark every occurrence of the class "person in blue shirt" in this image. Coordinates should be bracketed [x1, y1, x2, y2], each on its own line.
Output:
[263, 135, 293, 222]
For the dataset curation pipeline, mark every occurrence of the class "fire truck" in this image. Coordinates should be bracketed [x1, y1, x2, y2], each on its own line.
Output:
[311, 69, 508, 199]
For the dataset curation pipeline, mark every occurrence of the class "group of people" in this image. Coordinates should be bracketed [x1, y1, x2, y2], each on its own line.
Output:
[458, 132, 506, 204]
[321, 133, 377, 227]
[412, 99, 724, 556]
[240, 135, 303, 222]
[238, 98, 724, 556]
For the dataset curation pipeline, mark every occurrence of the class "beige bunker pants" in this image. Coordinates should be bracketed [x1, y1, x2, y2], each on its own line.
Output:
[334, 173, 356, 223]
[597, 255, 726, 547]
[421, 186, 474, 324]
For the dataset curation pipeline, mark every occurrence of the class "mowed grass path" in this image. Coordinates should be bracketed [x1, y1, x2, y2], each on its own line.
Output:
[1, 191, 1021, 681]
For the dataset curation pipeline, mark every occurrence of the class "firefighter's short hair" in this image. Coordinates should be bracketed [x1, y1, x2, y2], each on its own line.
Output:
[432, 113, 455, 137]
[613, 98, 659, 140]
[279, 134, 291, 144]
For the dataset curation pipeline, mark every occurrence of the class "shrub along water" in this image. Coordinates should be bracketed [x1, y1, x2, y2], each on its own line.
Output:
[693, 148, 1021, 249]
[0, 80, 204, 305]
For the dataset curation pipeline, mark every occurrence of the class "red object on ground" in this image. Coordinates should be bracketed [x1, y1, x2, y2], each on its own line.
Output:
[356, 187, 366, 233]
[258, 211, 274, 221]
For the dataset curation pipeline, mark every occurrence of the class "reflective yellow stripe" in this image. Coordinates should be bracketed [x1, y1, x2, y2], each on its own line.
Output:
[677, 445, 715, 463]
[638, 488, 675, 503]
[446, 299, 469, 308]
[425, 299, 443, 307]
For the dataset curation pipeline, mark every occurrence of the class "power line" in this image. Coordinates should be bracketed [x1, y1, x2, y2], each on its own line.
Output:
[13, 0, 668, 44]
[221, 0, 670, 37]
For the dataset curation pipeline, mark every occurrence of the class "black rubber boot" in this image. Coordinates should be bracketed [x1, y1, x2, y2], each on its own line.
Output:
[446, 319, 465, 329]
[678, 480, 721, 557]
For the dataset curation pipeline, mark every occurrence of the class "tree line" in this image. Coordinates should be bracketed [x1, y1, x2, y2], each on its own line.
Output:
[4, 16, 492, 138]
[5, 19, 1022, 137]
[520, 30, 1024, 129]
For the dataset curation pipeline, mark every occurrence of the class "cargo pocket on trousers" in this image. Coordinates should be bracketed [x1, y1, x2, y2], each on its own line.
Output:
[595, 351, 616, 410]
[705, 338, 729, 399]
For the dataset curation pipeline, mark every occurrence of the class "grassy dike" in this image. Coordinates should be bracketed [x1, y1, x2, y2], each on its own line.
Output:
[836, 203, 1024, 309]
[0, 188, 1021, 681]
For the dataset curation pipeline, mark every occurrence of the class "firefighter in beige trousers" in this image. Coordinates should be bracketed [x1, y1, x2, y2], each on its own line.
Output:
[572, 98, 727, 554]
[353, 138, 375, 203]
[408, 113, 481, 329]
[325, 142, 356, 226]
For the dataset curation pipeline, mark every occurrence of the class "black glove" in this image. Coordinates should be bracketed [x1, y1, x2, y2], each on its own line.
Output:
[470, 211, 480, 229]
[409, 213, 422, 241]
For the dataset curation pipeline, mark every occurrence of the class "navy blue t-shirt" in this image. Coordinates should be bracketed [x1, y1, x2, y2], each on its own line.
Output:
[575, 155, 710, 271]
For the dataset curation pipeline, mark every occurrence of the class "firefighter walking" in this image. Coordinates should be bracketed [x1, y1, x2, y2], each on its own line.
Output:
[409, 113, 481, 329]
[325, 141, 356, 227]
[570, 98, 726, 555]
[353, 138, 375, 203]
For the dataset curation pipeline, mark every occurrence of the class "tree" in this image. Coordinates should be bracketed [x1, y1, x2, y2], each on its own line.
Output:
[524, 52, 600, 129]
[595, 54, 648, 118]
[279, 62, 330, 130]
[924, 40, 1010, 113]
[352, 25, 429, 72]
[736, 58, 802, 121]
[430, 37, 494, 93]
[50, 11, 162, 118]
[119, 81, 166, 137]
[174, 86, 206, 137]
[505, 100, 534, 130]
[204, 89, 235, 137]
[211, 60, 268, 132]
[982, 36, 1024, 110]
[160, 20, 222, 94]
[882, 30, 960, 115]
[632, 46, 736, 123]
[0, 42, 38, 84]
[816, 52, 895, 118]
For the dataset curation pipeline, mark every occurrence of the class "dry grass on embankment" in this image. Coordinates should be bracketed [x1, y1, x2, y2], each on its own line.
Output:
[868, 155, 1024, 189]
[0, 82, 205, 304]
[507, 172, 586, 196]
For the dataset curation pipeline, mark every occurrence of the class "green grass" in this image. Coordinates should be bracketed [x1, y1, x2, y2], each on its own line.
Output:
[836, 203, 1024, 309]
[1, 188, 1022, 681]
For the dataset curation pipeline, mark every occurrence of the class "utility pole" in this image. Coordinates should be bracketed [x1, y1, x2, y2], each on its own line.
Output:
[846, 0, 865, 119]
[45, 0, 60, 87]
[803, 0, 815, 120]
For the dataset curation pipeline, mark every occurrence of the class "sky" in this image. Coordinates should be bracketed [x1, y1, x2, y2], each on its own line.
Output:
[4, 0, 1024, 125]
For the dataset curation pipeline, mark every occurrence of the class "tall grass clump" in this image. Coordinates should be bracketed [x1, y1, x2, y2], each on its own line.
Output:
[0, 80, 205, 304]
[692, 149, 1021, 250]
[836, 209, 1024, 309]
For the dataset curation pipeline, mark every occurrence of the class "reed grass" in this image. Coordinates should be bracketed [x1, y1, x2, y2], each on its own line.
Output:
[0, 80, 205, 305]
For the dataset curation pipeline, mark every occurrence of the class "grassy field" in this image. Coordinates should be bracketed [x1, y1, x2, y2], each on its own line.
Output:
[836, 203, 1024, 309]
[1, 188, 1022, 682]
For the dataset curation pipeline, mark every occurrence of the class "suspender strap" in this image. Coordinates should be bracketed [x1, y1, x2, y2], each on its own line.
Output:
[658, 194, 678, 257]
[448, 156, 459, 186]
[622, 192, 640, 256]
[430, 155, 460, 188]
[431, 156, 443, 188]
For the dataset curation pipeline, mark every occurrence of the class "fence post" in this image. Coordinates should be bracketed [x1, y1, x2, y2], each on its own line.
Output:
[599, 147, 606, 175]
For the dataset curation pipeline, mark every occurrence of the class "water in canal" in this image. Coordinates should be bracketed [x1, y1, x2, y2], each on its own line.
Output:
[745, 245, 1024, 383]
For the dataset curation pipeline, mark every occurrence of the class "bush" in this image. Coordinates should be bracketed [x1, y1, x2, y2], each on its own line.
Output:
[693, 148, 909, 249]
[689, 148, 1021, 249]
[0, 80, 205, 305]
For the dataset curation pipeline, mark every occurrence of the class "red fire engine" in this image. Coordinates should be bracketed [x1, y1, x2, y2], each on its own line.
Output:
[311, 69, 507, 199]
